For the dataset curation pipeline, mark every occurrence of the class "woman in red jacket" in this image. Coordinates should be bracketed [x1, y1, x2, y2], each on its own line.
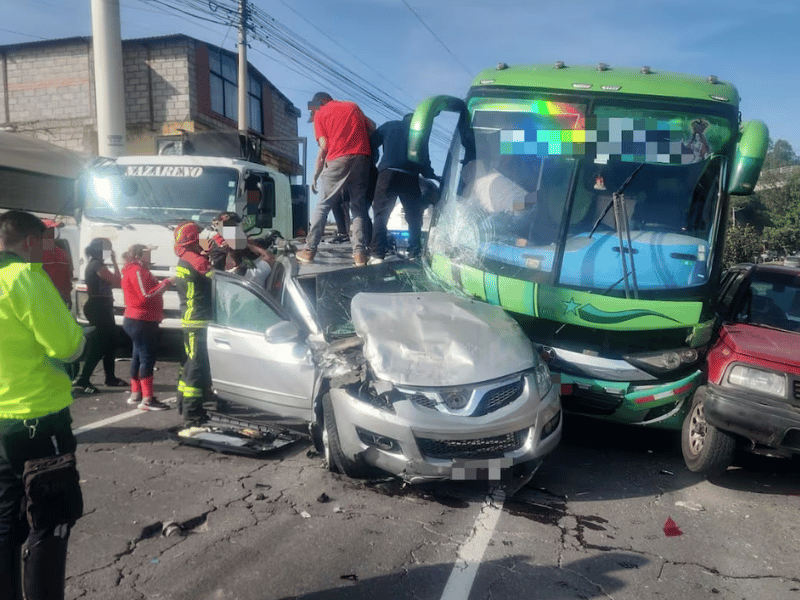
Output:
[121, 244, 173, 411]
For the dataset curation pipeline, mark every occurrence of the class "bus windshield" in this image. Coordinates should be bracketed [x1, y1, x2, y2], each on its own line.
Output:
[85, 164, 239, 225]
[428, 96, 737, 296]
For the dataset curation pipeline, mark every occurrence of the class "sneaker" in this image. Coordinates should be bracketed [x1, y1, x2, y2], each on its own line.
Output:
[105, 378, 128, 387]
[73, 382, 99, 394]
[296, 249, 316, 263]
[127, 392, 142, 405]
[367, 256, 384, 265]
[331, 233, 350, 244]
[354, 251, 368, 267]
[138, 397, 170, 411]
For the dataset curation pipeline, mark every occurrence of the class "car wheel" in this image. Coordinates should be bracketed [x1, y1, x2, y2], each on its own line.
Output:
[681, 386, 736, 477]
[321, 392, 370, 478]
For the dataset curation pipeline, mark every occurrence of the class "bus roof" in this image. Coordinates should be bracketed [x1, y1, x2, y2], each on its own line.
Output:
[470, 63, 740, 107]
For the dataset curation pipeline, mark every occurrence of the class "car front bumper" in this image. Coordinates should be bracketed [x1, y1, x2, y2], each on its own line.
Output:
[328, 376, 561, 483]
[704, 382, 800, 452]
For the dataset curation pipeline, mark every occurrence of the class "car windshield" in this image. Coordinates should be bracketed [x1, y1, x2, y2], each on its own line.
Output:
[313, 262, 444, 340]
[734, 270, 800, 331]
[84, 163, 239, 225]
[429, 95, 737, 296]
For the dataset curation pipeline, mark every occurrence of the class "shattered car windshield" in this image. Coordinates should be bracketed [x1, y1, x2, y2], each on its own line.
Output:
[428, 96, 736, 295]
[314, 262, 444, 339]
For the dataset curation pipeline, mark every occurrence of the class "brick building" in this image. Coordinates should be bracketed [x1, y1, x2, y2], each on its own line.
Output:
[0, 34, 301, 177]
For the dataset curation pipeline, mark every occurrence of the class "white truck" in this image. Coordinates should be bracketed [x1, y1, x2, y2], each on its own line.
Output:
[75, 133, 301, 328]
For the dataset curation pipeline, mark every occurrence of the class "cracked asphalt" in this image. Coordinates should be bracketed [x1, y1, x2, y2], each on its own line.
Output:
[65, 354, 800, 600]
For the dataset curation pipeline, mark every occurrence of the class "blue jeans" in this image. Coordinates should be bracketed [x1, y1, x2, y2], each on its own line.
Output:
[122, 318, 160, 380]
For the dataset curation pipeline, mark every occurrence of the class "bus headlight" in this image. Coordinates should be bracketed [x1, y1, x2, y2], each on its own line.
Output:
[624, 348, 700, 376]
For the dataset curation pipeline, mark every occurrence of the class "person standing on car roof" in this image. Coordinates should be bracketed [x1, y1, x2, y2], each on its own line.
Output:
[121, 244, 173, 412]
[296, 92, 376, 267]
[369, 113, 436, 263]
[173, 222, 214, 427]
[0, 210, 85, 600]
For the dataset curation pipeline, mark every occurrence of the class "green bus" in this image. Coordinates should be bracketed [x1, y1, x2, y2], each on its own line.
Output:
[409, 62, 768, 429]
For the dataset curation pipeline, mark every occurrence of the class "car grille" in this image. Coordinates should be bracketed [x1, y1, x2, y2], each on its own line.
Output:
[415, 430, 527, 459]
[473, 378, 525, 417]
[410, 378, 525, 416]
[792, 380, 800, 407]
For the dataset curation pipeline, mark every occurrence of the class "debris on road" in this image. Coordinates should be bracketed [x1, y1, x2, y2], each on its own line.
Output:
[663, 517, 683, 537]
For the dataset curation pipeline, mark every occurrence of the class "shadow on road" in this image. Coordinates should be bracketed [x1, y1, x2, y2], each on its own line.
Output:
[267, 553, 650, 600]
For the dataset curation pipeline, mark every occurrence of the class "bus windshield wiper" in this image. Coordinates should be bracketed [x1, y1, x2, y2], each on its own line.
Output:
[588, 162, 645, 299]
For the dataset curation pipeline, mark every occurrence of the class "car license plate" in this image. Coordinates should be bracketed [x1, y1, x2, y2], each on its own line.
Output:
[452, 458, 512, 480]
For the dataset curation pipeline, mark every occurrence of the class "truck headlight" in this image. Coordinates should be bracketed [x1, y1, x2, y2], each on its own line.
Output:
[726, 365, 786, 398]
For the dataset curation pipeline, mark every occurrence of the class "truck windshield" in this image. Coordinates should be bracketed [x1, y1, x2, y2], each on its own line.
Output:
[85, 164, 239, 225]
[429, 96, 736, 295]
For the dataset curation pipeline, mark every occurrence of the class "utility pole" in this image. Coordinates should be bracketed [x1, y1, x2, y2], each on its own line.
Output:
[90, 0, 126, 157]
[237, 0, 249, 134]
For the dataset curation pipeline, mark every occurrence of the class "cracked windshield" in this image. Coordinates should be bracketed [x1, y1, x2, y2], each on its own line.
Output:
[1, 0, 797, 599]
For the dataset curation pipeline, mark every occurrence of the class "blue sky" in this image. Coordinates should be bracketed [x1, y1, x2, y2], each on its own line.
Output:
[3, 0, 799, 179]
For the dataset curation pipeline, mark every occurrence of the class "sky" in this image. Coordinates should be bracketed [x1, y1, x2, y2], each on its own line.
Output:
[3, 0, 800, 186]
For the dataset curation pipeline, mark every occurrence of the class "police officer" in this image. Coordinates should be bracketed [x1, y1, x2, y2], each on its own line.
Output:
[173, 222, 213, 426]
[0, 210, 85, 600]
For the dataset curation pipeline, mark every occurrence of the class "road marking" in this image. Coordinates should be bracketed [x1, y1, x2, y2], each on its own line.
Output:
[72, 397, 177, 435]
[440, 489, 506, 600]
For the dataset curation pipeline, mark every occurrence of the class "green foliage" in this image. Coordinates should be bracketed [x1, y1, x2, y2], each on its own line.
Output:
[723, 222, 761, 268]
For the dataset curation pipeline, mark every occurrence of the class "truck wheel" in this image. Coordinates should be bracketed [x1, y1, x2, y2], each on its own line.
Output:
[681, 387, 736, 477]
[322, 393, 370, 478]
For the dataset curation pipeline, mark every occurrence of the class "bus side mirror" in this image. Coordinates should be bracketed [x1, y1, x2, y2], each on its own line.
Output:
[408, 95, 473, 167]
[729, 120, 769, 196]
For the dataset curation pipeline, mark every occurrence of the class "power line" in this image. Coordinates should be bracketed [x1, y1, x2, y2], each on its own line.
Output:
[401, 1, 472, 77]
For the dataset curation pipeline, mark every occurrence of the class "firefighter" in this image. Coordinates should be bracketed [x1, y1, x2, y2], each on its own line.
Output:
[172, 222, 213, 427]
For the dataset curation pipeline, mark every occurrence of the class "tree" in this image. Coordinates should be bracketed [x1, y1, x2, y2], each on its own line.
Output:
[723, 222, 761, 268]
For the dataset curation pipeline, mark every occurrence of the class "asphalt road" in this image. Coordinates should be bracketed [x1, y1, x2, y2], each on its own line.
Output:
[65, 353, 800, 600]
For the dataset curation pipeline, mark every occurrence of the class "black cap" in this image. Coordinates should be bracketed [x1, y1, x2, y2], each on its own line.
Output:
[307, 92, 332, 122]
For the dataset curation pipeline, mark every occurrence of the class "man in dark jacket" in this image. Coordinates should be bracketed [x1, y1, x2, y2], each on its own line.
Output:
[369, 114, 436, 262]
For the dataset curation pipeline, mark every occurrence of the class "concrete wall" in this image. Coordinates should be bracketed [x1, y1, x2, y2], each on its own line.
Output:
[0, 36, 300, 175]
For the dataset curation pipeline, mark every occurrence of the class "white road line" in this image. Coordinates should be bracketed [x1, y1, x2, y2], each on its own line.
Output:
[440, 489, 506, 600]
[72, 397, 177, 435]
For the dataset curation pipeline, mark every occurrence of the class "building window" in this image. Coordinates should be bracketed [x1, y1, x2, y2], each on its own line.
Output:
[208, 50, 263, 134]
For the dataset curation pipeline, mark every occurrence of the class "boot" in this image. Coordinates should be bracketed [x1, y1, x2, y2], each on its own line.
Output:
[0, 542, 23, 600]
[22, 527, 70, 600]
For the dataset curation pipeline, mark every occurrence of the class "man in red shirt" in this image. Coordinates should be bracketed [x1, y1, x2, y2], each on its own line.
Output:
[297, 92, 376, 266]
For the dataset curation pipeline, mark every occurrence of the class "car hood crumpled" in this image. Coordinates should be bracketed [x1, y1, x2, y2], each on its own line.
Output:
[350, 291, 536, 387]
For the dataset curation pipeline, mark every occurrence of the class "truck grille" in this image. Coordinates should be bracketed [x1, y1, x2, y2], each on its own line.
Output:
[416, 430, 526, 459]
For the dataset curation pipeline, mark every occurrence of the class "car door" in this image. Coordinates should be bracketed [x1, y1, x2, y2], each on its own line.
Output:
[207, 272, 316, 422]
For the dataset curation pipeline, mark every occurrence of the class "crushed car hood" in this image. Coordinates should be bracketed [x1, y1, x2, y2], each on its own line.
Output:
[351, 291, 536, 387]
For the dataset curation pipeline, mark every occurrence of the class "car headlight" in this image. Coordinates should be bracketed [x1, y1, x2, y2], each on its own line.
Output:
[624, 348, 700, 376]
[726, 364, 787, 398]
[534, 362, 552, 397]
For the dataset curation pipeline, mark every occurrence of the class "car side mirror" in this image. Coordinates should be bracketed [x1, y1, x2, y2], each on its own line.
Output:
[264, 320, 299, 344]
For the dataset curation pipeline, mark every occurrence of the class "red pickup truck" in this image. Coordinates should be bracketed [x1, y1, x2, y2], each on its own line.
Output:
[682, 263, 800, 477]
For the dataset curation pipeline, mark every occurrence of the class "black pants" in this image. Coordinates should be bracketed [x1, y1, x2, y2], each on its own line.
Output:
[76, 297, 118, 386]
[370, 169, 423, 258]
[122, 318, 159, 380]
[178, 327, 211, 424]
[0, 409, 77, 600]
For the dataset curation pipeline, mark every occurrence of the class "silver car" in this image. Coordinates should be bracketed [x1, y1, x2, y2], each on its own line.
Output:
[206, 256, 561, 485]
